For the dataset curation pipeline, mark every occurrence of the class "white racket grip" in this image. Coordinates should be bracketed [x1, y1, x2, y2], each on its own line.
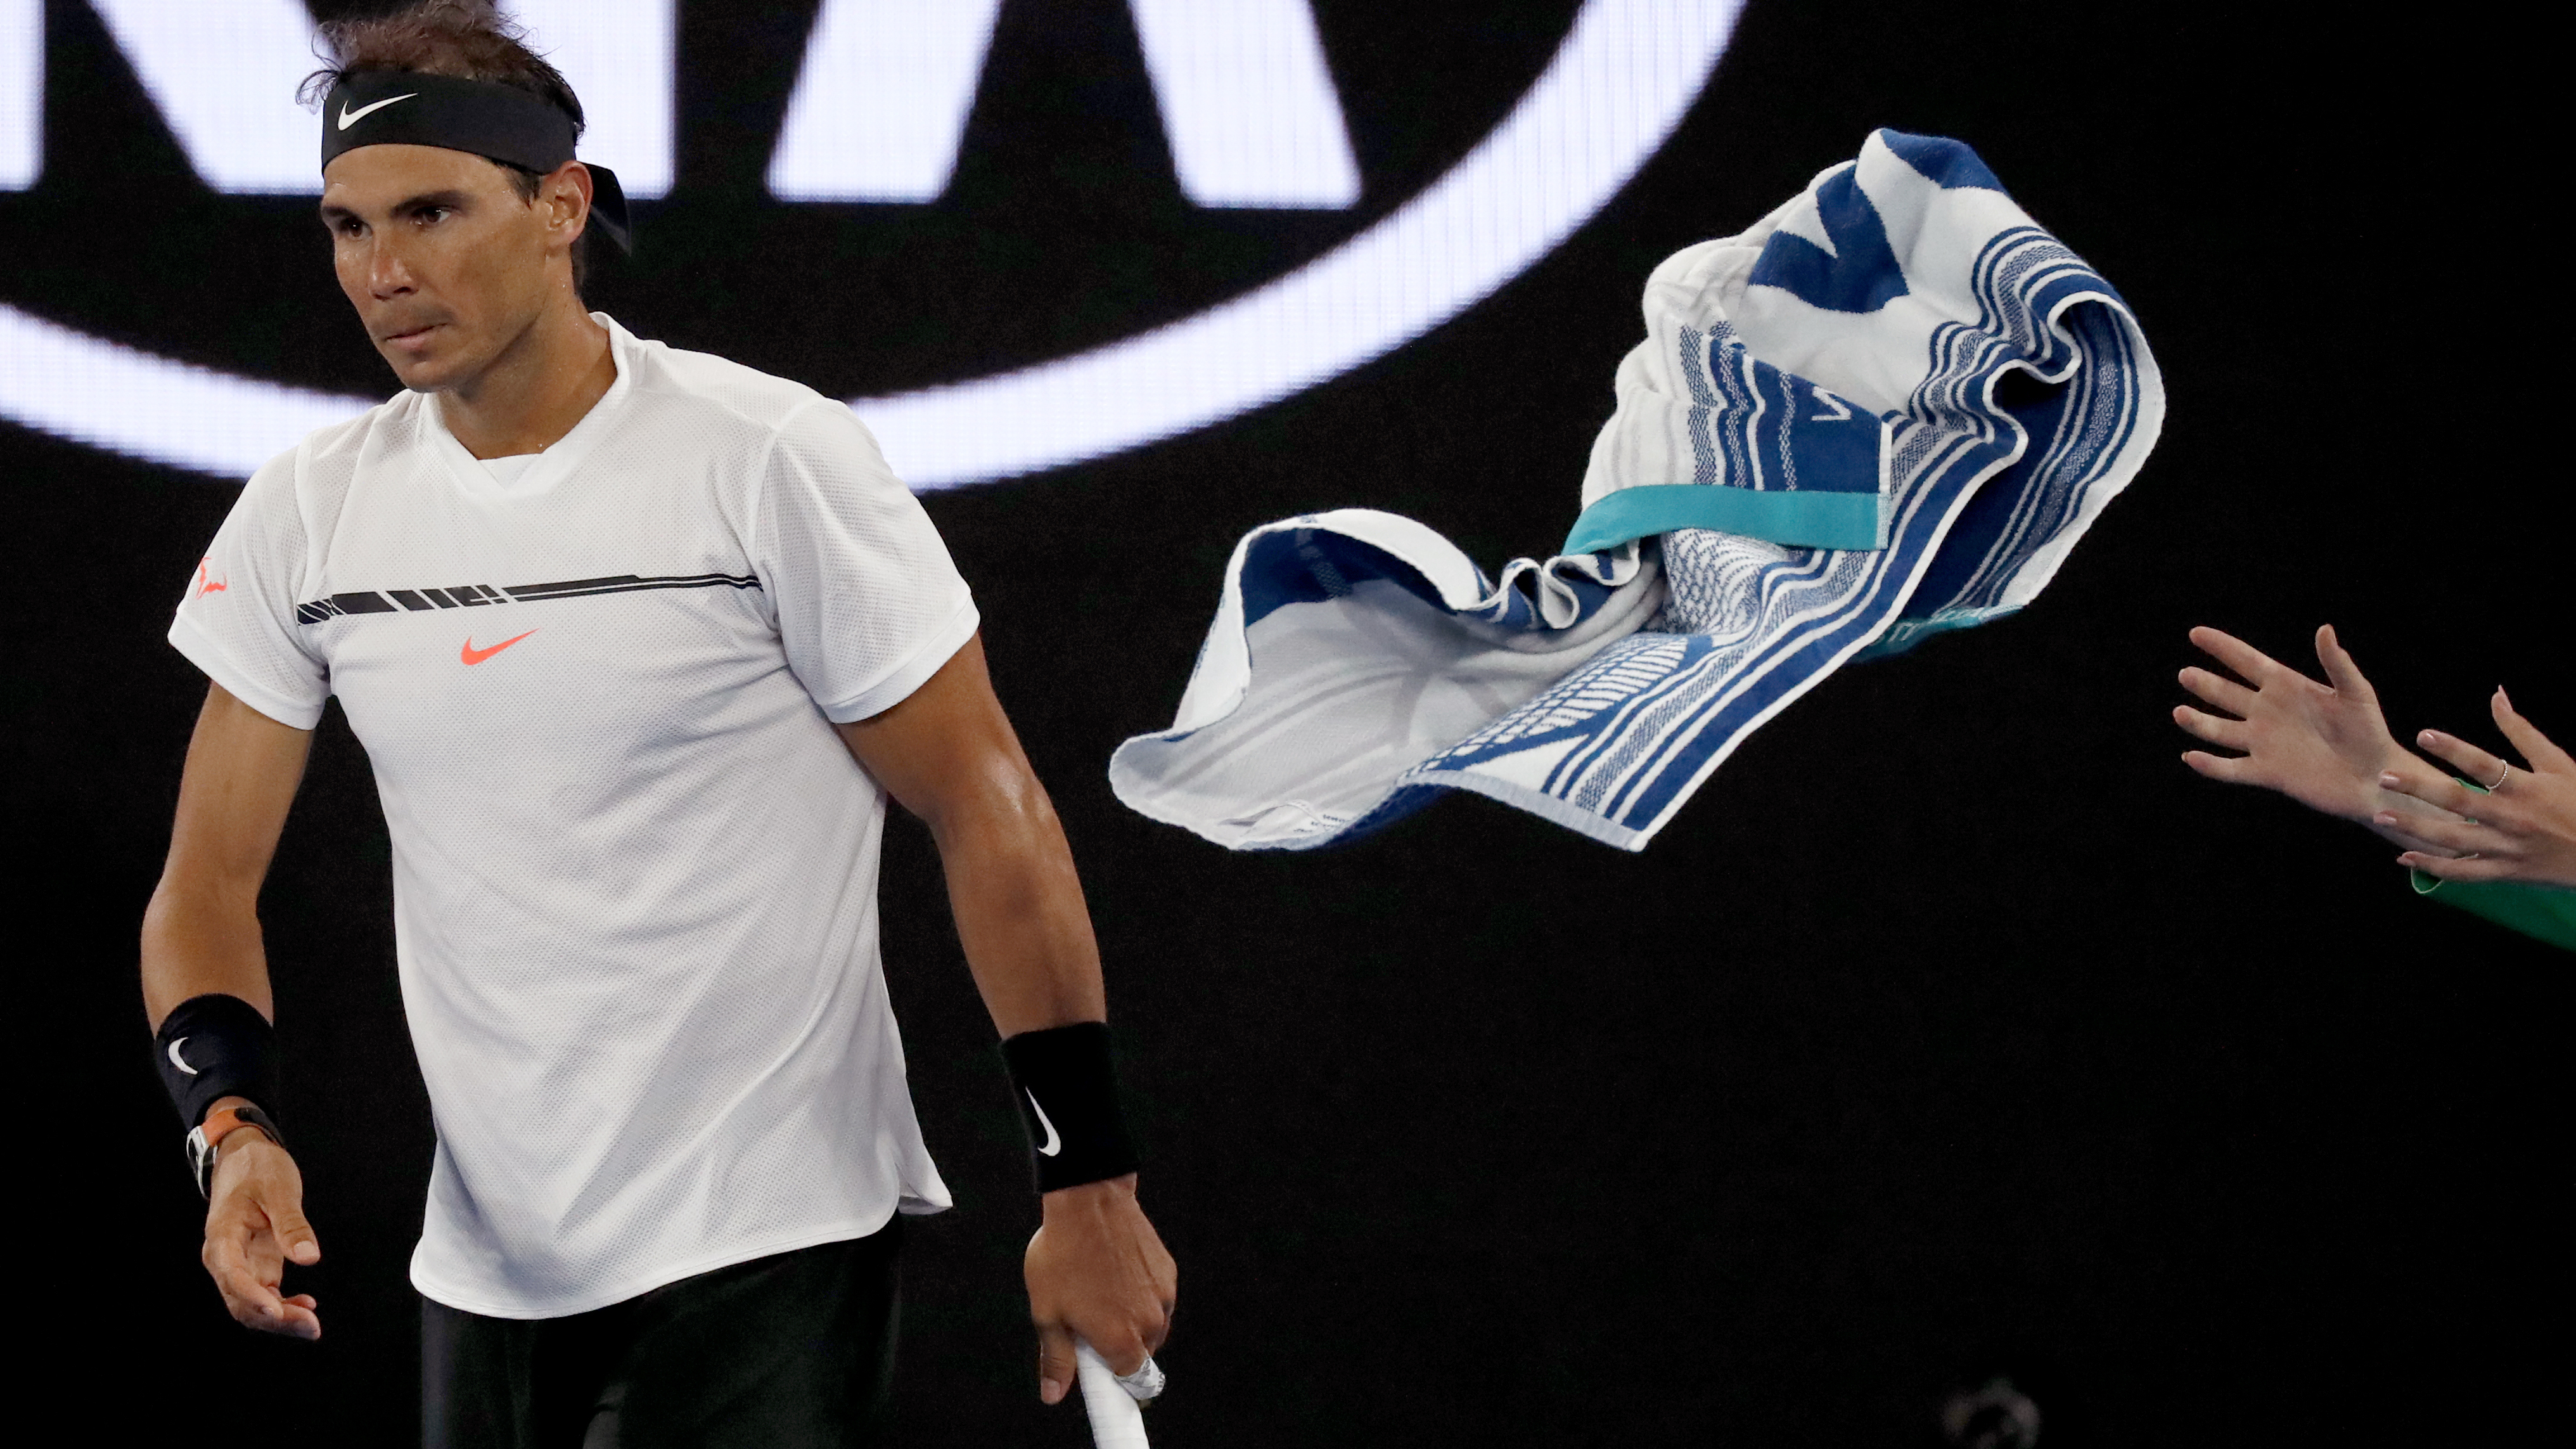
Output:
[1075, 1342, 1151, 1448]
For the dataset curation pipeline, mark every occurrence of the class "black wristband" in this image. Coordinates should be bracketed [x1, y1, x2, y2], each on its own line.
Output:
[153, 993, 281, 1129]
[1001, 1022, 1140, 1194]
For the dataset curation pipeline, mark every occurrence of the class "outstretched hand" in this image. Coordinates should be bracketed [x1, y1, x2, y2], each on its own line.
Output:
[1025, 1176, 1175, 1406]
[202, 1130, 323, 1340]
[2173, 624, 2457, 835]
[2377, 689, 2576, 888]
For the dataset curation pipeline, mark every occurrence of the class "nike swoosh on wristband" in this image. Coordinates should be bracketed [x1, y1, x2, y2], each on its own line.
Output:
[337, 93, 418, 130]
[1026, 1090, 1063, 1157]
[168, 1038, 198, 1075]
[461, 629, 537, 665]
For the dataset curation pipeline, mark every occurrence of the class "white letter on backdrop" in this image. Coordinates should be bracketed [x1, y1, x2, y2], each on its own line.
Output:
[86, 0, 319, 193]
[503, 0, 676, 198]
[1127, 0, 1358, 208]
[768, 0, 1006, 203]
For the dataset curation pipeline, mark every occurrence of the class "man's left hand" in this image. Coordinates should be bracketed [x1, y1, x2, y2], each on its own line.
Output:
[1025, 1175, 1176, 1405]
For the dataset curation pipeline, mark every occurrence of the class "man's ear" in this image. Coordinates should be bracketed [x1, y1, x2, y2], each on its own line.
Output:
[545, 160, 594, 247]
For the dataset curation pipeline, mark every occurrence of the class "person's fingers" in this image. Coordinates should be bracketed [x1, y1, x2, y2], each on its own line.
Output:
[1035, 1320, 1077, 1406]
[205, 1244, 283, 1329]
[2374, 810, 2494, 856]
[266, 1197, 323, 1268]
[2399, 850, 2515, 882]
[1083, 1320, 1153, 1378]
[2181, 749, 2252, 783]
[2415, 730, 2509, 790]
[229, 1286, 321, 1340]
[2379, 750, 2454, 793]
[2493, 688, 2576, 776]
[2378, 768, 2482, 820]
[1138, 1241, 1177, 1355]
[2373, 815, 2473, 859]
[201, 1218, 263, 1306]
[2187, 626, 2280, 685]
[2177, 666, 2257, 716]
[203, 1187, 321, 1339]
[2312, 624, 2377, 702]
[207, 1242, 316, 1339]
[2172, 705, 2248, 750]
[273, 1299, 323, 1340]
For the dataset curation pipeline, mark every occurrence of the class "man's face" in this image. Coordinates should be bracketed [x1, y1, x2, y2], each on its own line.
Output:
[320, 145, 565, 393]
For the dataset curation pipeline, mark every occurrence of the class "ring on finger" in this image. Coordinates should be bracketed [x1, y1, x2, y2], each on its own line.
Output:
[2487, 760, 2511, 791]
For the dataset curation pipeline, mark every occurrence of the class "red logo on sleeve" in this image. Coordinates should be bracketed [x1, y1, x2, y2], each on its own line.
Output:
[193, 557, 229, 598]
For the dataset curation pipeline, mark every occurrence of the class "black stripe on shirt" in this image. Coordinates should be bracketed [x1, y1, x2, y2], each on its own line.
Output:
[504, 574, 764, 602]
[294, 574, 760, 624]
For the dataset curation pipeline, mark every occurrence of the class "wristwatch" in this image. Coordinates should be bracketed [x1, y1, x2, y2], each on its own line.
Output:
[187, 1104, 284, 1199]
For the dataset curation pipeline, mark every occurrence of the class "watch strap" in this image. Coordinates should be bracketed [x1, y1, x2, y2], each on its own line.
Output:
[187, 1104, 283, 1199]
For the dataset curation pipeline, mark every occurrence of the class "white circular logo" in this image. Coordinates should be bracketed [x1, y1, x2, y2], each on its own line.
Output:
[0, 0, 1741, 489]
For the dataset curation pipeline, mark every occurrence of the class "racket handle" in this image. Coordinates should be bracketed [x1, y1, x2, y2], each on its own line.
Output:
[1075, 1342, 1151, 1448]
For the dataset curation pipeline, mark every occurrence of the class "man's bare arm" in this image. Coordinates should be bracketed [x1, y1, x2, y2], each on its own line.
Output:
[836, 635, 1175, 1405]
[143, 683, 310, 1026]
[836, 636, 1101, 1035]
[143, 681, 324, 1339]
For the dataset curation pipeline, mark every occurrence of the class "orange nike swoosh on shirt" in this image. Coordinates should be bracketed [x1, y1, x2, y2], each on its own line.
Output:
[460, 629, 538, 666]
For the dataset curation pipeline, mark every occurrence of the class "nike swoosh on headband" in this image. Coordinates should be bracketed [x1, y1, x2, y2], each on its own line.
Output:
[1026, 1090, 1063, 1156]
[168, 1038, 199, 1075]
[337, 93, 418, 131]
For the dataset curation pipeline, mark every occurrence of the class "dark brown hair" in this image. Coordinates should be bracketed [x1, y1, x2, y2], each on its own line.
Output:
[301, 1, 593, 288]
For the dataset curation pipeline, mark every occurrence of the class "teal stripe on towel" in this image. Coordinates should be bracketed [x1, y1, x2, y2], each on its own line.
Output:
[1560, 485, 1884, 555]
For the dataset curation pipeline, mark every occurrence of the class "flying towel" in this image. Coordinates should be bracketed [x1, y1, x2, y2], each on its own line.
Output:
[1110, 129, 2163, 852]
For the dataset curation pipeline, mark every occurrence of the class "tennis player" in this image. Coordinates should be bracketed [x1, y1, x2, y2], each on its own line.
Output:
[140, 3, 1173, 1441]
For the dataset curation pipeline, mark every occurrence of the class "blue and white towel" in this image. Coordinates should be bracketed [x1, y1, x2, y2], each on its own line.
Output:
[1110, 130, 2163, 852]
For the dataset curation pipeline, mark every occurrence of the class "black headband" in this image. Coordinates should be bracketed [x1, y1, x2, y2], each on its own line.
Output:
[319, 70, 631, 253]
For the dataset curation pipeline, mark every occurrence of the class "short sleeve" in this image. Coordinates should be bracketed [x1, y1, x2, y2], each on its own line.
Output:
[753, 401, 978, 722]
[167, 450, 330, 729]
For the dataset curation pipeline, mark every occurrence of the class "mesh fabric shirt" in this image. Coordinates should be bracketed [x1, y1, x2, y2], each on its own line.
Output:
[169, 317, 976, 1317]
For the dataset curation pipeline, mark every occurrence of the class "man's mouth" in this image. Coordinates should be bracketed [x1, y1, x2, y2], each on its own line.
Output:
[380, 321, 444, 351]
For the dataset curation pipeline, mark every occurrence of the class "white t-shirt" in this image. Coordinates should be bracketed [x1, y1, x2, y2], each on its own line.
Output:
[169, 316, 976, 1318]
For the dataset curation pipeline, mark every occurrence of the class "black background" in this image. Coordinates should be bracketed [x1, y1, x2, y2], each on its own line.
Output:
[10, 2, 2564, 1445]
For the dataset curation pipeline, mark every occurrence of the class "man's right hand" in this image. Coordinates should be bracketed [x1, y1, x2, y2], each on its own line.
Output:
[202, 1123, 323, 1339]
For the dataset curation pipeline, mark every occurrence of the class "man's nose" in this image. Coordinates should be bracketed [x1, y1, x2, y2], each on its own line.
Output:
[368, 238, 416, 299]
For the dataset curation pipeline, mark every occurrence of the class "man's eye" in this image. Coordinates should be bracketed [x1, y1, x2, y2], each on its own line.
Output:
[418, 207, 449, 226]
